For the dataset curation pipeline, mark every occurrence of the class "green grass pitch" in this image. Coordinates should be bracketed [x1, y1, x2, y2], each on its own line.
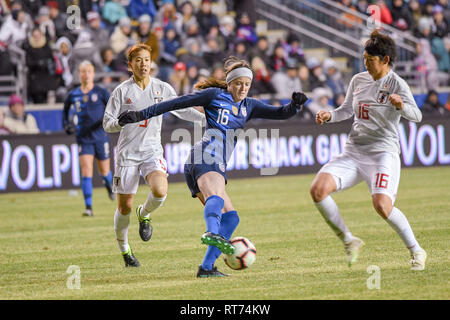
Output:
[0, 167, 449, 300]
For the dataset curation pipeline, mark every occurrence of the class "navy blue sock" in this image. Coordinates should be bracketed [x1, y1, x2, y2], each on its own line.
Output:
[203, 195, 224, 234]
[81, 176, 93, 209]
[102, 171, 113, 190]
[202, 210, 240, 271]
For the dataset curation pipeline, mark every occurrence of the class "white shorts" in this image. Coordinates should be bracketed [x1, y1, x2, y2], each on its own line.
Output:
[319, 150, 401, 203]
[113, 157, 168, 195]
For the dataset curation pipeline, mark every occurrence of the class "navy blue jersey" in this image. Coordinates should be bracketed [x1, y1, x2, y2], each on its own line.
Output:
[63, 85, 110, 144]
[140, 87, 299, 165]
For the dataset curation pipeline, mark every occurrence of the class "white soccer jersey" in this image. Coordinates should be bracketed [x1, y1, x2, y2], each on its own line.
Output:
[103, 77, 205, 166]
[329, 70, 422, 154]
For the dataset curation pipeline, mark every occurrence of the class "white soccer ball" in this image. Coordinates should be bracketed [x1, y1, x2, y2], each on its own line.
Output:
[223, 236, 256, 270]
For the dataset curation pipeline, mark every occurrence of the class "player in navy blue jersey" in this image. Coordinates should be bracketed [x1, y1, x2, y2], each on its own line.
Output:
[118, 56, 308, 277]
[63, 60, 115, 217]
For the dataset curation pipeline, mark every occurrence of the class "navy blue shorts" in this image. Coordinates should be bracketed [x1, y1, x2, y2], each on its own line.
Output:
[184, 162, 227, 198]
[78, 139, 110, 160]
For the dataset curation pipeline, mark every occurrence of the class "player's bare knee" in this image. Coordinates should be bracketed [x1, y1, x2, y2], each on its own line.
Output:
[373, 200, 392, 219]
[118, 206, 131, 215]
[310, 184, 328, 202]
[151, 186, 167, 199]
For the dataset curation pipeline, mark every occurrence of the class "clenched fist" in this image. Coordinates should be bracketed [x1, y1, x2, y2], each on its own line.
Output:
[316, 111, 331, 125]
[389, 94, 403, 110]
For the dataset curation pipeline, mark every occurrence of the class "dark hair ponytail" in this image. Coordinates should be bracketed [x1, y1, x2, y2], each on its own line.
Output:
[364, 30, 396, 66]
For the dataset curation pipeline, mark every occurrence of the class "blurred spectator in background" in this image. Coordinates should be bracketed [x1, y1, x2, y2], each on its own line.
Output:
[390, 0, 413, 31]
[101, 47, 122, 73]
[431, 5, 449, 38]
[47, 1, 68, 40]
[414, 38, 440, 90]
[269, 42, 286, 72]
[102, 0, 128, 33]
[298, 64, 310, 93]
[307, 87, 334, 115]
[134, 14, 151, 42]
[37, 6, 56, 44]
[438, 0, 450, 23]
[110, 16, 136, 55]
[231, 0, 257, 25]
[203, 36, 227, 66]
[283, 33, 305, 65]
[250, 55, 276, 96]
[197, 67, 210, 84]
[0, 6, 29, 47]
[206, 25, 226, 52]
[219, 15, 236, 51]
[375, 0, 393, 25]
[175, 0, 197, 38]
[186, 62, 199, 92]
[169, 61, 190, 95]
[127, 0, 157, 21]
[0, 94, 39, 134]
[322, 58, 346, 104]
[0, 111, 10, 134]
[235, 12, 257, 45]
[249, 35, 271, 67]
[182, 20, 203, 48]
[180, 37, 207, 69]
[271, 60, 302, 100]
[421, 89, 449, 116]
[211, 64, 225, 80]
[196, 0, 219, 37]
[70, 28, 104, 78]
[338, 0, 363, 32]
[23, 27, 58, 103]
[55, 36, 73, 100]
[408, 0, 423, 32]
[155, 0, 181, 30]
[306, 57, 326, 90]
[232, 39, 249, 62]
[83, 11, 110, 52]
[161, 25, 181, 64]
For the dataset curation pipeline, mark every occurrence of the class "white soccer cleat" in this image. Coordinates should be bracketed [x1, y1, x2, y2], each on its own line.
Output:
[344, 237, 365, 267]
[410, 249, 427, 271]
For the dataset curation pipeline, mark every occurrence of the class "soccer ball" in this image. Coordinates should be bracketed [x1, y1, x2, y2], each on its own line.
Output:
[223, 236, 256, 270]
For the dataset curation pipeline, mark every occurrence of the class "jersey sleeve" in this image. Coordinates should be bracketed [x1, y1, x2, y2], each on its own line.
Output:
[395, 78, 422, 122]
[164, 83, 206, 125]
[140, 87, 219, 119]
[328, 75, 356, 123]
[103, 88, 122, 133]
[248, 98, 298, 120]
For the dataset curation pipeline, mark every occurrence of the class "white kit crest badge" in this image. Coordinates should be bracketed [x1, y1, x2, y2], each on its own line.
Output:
[241, 106, 247, 117]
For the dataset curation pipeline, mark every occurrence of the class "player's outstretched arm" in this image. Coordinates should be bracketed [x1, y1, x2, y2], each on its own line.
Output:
[118, 88, 218, 127]
[103, 90, 123, 133]
[249, 92, 308, 120]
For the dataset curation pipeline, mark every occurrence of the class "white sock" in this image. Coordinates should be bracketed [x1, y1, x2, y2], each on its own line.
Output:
[114, 209, 130, 253]
[315, 196, 353, 243]
[386, 207, 422, 253]
[141, 192, 167, 219]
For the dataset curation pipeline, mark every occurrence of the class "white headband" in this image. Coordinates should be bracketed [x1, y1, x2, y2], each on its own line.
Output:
[226, 67, 253, 84]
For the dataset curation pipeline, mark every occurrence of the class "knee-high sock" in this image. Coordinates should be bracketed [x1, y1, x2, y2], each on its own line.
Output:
[315, 196, 353, 243]
[202, 210, 240, 271]
[140, 192, 167, 219]
[102, 172, 113, 191]
[81, 177, 93, 209]
[203, 195, 224, 234]
[386, 207, 422, 252]
[114, 209, 130, 253]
